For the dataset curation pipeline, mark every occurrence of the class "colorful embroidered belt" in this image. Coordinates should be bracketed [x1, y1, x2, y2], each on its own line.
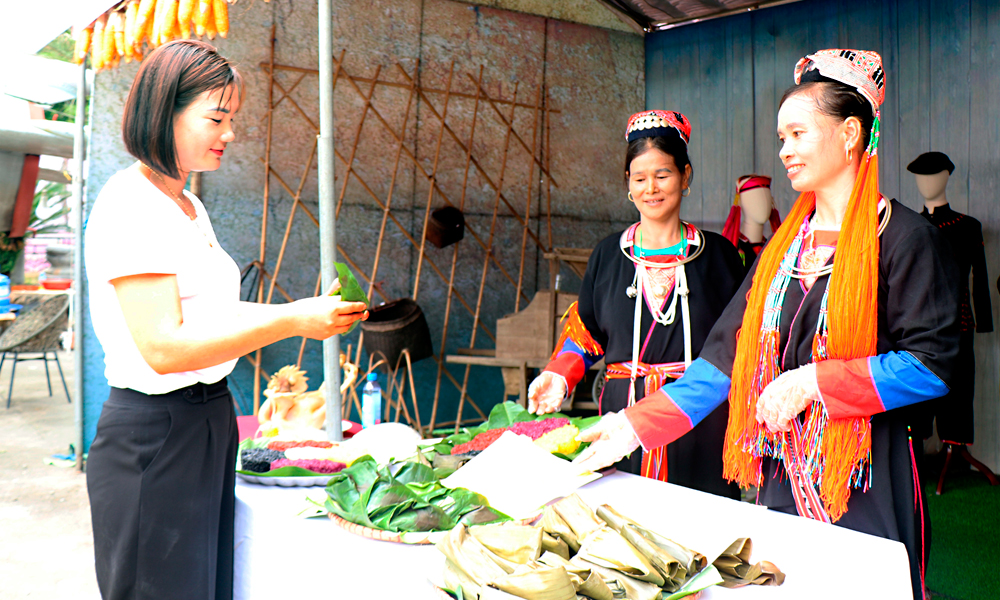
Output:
[605, 360, 687, 482]
[605, 361, 686, 396]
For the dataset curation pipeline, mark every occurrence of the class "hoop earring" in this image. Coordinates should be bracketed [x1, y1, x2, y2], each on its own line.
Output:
[628, 191, 636, 203]
[682, 187, 691, 197]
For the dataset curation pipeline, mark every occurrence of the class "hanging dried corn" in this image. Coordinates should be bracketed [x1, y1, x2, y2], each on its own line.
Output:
[86, 0, 240, 71]
[178, 0, 195, 38]
[106, 20, 120, 70]
[133, 0, 155, 49]
[213, 0, 228, 38]
[195, 0, 211, 37]
[72, 25, 93, 65]
[102, 12, 117, 67]
[124, 1, 137, 61]
[113, 11, 127, 58]
[146, 11, 158, 49]
[204, 0, 218, 40]
[151, 0, 165, 48]
[91, 15, 107, 70]
[160, 0, 179, 46]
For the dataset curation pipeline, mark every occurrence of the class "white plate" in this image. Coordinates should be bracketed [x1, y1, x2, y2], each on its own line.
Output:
[236, 472, 334, 487]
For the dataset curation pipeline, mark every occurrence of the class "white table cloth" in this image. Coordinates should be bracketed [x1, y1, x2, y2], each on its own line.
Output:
[234, 471, 912, 599]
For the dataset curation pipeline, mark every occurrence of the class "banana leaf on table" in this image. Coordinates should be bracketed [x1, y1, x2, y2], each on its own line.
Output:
[323, 456, 510, 533]
[711, 537, 785, 588]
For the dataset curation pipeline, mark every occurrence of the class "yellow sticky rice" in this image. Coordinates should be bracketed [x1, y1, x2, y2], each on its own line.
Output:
[533, 424, 580, 455]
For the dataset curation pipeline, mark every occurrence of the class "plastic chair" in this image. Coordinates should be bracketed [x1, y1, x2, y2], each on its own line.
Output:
[0, 294, 70, 409]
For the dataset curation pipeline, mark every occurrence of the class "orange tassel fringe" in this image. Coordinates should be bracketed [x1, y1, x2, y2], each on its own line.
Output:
[550, 301, 603, 360]
[724, 150, 880, 522]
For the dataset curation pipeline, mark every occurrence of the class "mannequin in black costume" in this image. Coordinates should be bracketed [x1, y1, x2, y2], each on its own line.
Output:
[908, 151, 999, 493]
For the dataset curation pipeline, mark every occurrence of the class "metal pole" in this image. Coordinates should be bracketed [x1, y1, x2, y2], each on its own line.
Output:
[318, 0, 343, 441]
[72, 61, 87, 470]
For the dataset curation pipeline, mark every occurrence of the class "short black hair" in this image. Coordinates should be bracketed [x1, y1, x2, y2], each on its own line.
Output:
[624, 128, 692, 185]
[122, 40, 243, 179]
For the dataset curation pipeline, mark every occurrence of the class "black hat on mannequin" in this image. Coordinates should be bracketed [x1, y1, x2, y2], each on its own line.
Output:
[907, 151, 955, 175]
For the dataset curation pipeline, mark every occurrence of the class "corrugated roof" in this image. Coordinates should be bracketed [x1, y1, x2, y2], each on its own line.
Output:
[595, 0, 805, 30]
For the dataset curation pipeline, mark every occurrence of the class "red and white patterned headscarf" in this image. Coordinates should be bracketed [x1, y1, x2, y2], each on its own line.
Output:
[625, 110, 692, 144]
[793, 49, 884, 114]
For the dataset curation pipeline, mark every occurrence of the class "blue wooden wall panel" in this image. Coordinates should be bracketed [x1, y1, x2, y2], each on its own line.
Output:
[645, 0, 1000, 470]
[696, 22, 730, 229]
[725, 14, 756, 191]
[968, 0, 1000, 471]
[930, 0, 972, 213]
[895, 0, 932, 212]
[751, 9, 779, 207]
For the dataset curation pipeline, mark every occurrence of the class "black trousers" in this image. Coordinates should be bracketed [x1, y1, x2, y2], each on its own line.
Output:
[87, 379, 238, 600]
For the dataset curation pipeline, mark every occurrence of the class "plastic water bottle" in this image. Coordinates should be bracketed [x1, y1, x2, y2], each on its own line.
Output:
[0, 274, 9, 314]
[361, 372, 382, 429]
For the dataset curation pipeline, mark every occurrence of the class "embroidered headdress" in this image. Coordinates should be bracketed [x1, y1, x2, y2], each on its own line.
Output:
[793, 49, 884, 115]
[725, 50, 885, 522]
[721, 175, 781, 248]
[625, 110, 692, 144]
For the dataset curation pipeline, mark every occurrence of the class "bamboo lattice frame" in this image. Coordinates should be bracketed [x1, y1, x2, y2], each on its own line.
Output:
[245, 38, 558, 433]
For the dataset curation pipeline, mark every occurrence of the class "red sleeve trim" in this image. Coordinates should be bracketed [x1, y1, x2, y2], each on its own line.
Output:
[623, 389, 694, 451]
[544, 352, 586, 391]
[816, 358, 885, 419]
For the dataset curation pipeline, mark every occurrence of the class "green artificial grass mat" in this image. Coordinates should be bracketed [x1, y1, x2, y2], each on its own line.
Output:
[923, 456, 1000, 600]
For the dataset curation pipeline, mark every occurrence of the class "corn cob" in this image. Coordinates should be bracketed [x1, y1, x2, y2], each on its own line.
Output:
[133, 0, 155, 49]
[92, 15, 107, 70]
[204, 1, 218, 40]
[146, 11, 158, 48]
[151, 0, 164, 47]
[160, 0, 178, 45]
[124, 2, 136, 60]
[213, 0, 228, 38]
[194, 0, 211, 37]
[103, 12, 118, 66]
[72, 26, 93, 65]
[177, 0, 194, 38]
[114, 11, 127, 57]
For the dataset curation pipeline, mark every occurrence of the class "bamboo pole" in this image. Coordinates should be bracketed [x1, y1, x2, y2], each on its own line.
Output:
[328, 60, 530, 305]
[465, 73, 560, 187]
[394, 64, 550, 261]
[429, 65, 484, 433]
[266, 138, 318, 305]
[335, 64, 382, 219]
[514, 83, 543, 312]
[266, 75, 497, 342]
[253, 26, 277, 415]
[545, 103, 554, 251]
[413, 62, 455, 301]
[264, 61, 560, 113]
[455, 82, 519, 434]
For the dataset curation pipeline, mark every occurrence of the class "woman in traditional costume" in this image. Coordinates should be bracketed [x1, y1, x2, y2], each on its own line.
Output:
[528, 110, 745, 499]
[574, 49, 958, 600]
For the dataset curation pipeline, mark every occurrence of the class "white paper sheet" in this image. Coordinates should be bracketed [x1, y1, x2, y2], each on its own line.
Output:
[440, 431, 601, 519]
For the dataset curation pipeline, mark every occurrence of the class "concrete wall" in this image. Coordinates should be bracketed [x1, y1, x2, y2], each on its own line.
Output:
[645, 0, 1000, 472]
[82, 0, 644, 448]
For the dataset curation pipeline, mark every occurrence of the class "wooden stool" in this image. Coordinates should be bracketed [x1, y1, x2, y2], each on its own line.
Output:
[935, 442, 1000, 495]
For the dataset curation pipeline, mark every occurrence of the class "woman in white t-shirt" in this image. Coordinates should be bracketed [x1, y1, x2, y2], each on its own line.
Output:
[84, 40, 367, 600]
